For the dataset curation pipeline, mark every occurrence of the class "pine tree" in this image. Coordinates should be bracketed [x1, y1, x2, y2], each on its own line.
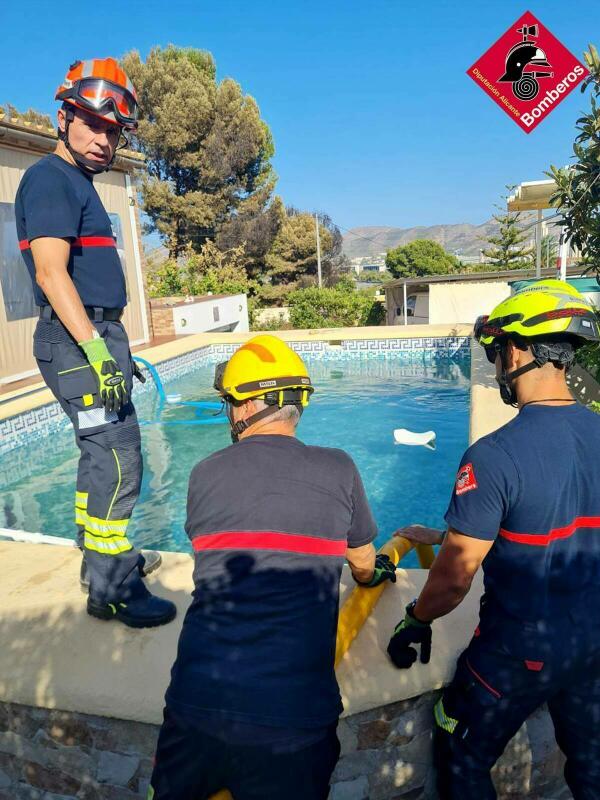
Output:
[481, 187, 534, 270]
[122, 46, 280, 263]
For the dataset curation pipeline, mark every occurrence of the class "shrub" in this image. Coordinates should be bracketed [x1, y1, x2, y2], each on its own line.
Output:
[147, 241, 255, 298]
[288, 287, 384, 329]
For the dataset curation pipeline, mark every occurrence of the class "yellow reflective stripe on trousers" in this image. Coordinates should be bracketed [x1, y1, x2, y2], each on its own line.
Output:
[75, 491, 89, 509]
[434, 697, 458, 734]
[75, 491, 89, 527]
[84, 533, 133, 555]
[85, 515, 129, 537]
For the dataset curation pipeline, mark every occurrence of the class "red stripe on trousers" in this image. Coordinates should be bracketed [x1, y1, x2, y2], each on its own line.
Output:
[466, 658, 502, 698]
[499, 516, 600, 547]
[192, 531, 347, 557]
[19, 236, 116, 251]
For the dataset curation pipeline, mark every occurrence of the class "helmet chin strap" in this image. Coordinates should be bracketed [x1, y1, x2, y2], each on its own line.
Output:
[59, 107, 119, 175]
[226, 395, 305, 443]
[227, 403, 282, 443]
[496, 343, 544, 407]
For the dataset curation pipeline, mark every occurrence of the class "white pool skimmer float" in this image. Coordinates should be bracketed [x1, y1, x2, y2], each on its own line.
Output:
[393, 428, 436, 450]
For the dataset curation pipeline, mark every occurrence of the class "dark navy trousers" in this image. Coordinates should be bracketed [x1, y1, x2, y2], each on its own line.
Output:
[33, 312, 146, 604]
[148, 708, 340, 800]
[434, 601, 600, 800]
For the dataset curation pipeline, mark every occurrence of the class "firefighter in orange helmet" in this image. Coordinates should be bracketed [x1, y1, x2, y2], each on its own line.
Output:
[55, 57, 139, 173]
[14, 59, 175, 627]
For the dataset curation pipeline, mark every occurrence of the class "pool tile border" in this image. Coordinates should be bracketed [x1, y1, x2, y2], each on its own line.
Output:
[1, 336, 469, 455]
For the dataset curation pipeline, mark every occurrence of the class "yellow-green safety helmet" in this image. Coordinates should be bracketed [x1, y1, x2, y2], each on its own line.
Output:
[475, 279, 599, 356]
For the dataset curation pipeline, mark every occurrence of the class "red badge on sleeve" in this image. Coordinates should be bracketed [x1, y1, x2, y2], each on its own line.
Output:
[455, 463, 478, 496]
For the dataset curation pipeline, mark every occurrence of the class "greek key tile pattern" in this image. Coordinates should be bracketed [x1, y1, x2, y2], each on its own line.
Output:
[1, 336, 470, 454]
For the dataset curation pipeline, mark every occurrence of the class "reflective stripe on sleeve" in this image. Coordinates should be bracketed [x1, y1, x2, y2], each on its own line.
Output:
[19, 236, 116, 251]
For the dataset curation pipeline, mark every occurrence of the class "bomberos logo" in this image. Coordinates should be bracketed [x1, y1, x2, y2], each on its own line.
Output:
[467, 11, 589, 133]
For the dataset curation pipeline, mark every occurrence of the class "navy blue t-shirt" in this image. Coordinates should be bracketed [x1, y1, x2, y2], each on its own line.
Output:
[166, 434, 377, 730]
[14, 154, 127, 308]
[445, 404, 600, 623]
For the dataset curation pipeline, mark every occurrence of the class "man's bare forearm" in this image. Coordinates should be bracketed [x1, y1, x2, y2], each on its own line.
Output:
[413, 568, 471, 622]
[37, 269, 95, 343]
[346, 542, 376, 583]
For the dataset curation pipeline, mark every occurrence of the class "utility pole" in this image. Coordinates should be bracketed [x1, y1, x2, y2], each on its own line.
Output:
[315, 213, 322, 288]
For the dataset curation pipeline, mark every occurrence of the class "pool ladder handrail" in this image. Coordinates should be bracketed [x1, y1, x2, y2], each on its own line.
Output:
[208, 536, 435, 800]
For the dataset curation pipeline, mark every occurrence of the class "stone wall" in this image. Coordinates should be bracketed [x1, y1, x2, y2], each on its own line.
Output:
[0, 696, 571, 800]
[148, 303, 175, 338]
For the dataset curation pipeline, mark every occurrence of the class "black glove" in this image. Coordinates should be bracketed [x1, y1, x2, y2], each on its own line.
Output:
[131, 357, 147, 384]
[354, 553, 397, 587]
[387, 600, 432, 668]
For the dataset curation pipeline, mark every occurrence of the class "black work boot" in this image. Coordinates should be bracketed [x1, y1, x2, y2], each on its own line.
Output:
[80, 550, 162, 591]
[87, 589, 177, 629]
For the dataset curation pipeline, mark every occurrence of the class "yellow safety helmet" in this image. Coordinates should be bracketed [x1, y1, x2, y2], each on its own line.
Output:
[214, 335, 314, 439]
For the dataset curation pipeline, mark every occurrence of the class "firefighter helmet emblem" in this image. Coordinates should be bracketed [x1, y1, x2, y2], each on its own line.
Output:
[498, 24, 554, 101]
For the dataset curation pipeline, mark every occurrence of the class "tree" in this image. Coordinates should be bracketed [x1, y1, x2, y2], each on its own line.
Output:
[549, 45, 600, 273]
[540, 234, 559, 270]
[481, 187, 534, 270]
[385, 239, 460, 279]
[122, 46, 279, 260]
[549, 45, 600, 381]
[263, 209, 334, 293]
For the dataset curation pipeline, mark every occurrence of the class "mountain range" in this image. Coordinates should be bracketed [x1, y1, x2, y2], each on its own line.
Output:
[341, 214, 553, 260]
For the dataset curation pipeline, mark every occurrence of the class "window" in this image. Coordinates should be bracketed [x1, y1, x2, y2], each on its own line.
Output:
[213, 306, 220, 322]
[0, 202, 37, 321]
[108, 213, 130, 300]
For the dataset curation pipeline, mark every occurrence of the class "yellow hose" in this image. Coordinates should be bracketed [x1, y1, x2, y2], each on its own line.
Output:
[209, 535, 434, 800]
[335, 536, 415, 666]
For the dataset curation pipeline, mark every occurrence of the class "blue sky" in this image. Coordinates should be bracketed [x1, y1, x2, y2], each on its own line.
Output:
[2, 0, 598, 232]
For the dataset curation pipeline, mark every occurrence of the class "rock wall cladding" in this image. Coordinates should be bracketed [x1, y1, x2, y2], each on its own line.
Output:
[0, 694, 570, 799]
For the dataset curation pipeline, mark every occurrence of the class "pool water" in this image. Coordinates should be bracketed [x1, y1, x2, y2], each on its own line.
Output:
[1, 355, 470, 566]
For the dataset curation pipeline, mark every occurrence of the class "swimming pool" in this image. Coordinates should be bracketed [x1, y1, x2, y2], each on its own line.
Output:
[0, 349, 469, 566]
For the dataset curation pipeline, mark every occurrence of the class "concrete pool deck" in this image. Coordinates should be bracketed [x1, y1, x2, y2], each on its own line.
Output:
[0, 323, 513, 728]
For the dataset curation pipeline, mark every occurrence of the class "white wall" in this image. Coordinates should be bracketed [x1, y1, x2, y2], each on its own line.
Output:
[254, 306, 290, 326]
[429, 282, 510, 325]
[172, 294, 249, 334]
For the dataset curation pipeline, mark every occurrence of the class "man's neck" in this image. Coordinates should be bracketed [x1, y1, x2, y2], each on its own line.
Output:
[54, 140, 77, 168]
[517, 377, 574, 409]
[240, 422, 296, 439]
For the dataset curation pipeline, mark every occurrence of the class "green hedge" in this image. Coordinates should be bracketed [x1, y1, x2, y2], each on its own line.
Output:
[288, 286, 385, 329]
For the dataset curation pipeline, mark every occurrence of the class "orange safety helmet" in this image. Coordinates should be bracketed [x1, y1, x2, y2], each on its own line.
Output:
[55, 58, 138, 130]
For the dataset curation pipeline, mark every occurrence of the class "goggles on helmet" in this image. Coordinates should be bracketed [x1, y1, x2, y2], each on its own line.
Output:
[62, 78, 138, 129]
[213, 361, 228, 396]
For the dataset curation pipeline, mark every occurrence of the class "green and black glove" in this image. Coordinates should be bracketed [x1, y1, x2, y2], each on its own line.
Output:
[387, 600, 432, 668]
[79, 336, 128, 413]
[354, 553, 397, 588]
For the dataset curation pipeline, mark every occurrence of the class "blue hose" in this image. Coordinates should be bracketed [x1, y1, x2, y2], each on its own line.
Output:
[133, 355, 226, 425]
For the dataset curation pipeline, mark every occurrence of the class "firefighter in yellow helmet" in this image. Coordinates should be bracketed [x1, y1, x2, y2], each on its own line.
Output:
[388, 281, 600, 799]
[214, 334, 314, 441]
[150, 335, 396, 799]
